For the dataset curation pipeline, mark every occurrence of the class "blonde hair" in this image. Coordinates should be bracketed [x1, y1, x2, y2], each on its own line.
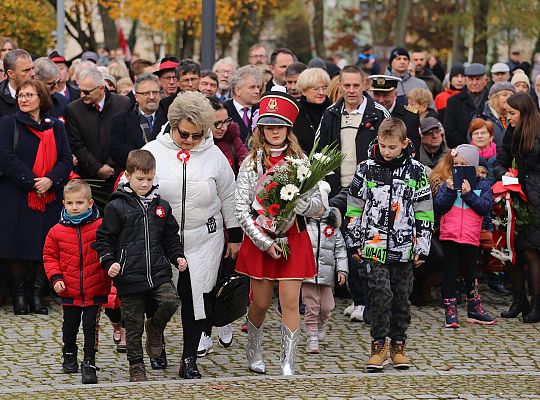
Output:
[248, 127, 305, 170]
[116, 77, 134, 95]
[296, 68, 331, 94]
[327, 75, 342, 103]
[407, 88, 433, 107]
[167, 90, 215, 132]
[108, 58, 130, 81]
[64, 179, 92, 200]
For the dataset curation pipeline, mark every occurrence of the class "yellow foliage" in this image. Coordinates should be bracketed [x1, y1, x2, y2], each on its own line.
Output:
[1, 0, 54, 55]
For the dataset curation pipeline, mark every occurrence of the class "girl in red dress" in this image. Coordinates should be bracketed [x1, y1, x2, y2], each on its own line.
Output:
[235, 91, 323, 375]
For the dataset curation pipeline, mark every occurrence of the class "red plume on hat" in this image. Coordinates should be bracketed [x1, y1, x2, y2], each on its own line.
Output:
[257, 91, 299, 127]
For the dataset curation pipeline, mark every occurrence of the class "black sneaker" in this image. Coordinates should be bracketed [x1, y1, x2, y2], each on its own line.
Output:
[467, 296, 497, 325]
[81, 360, 99, 384]
[62, 348, 78, 374]
[488, 273, 511, 296]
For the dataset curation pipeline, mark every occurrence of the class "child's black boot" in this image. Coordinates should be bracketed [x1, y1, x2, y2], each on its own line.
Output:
[62, 346, 78, 373]
[81, 359, 99, 384]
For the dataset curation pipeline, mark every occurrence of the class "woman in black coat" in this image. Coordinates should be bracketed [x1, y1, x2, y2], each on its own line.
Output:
[293, 67, 332, 153]
[494, 92, 540, 323]
[0, 80, 73, 315]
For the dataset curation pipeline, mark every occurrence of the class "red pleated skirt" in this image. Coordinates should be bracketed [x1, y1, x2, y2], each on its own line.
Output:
[235, 224, 316, 280]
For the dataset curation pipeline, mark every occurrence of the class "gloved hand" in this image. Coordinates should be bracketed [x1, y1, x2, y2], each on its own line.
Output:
[294, 197, 310, 215]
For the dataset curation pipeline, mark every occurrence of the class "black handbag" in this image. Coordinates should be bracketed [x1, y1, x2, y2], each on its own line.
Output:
[203, 256, 250, 327]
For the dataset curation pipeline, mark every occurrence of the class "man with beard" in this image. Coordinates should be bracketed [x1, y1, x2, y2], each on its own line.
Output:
[109, 73, 161, 171]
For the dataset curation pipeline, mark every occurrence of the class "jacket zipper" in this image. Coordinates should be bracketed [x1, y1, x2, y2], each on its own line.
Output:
[119, 249, 126, 276]
[135, 198, 153, 288]
[386, 170, 393, 263]
[315, 220, 321, 284]
[180, 163, 187, 246]
[77, 226, 85, 306]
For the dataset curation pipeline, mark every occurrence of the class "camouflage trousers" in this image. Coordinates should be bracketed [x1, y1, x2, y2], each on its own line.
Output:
[119, 281, 179, 364]
[365, 260, 413, 341]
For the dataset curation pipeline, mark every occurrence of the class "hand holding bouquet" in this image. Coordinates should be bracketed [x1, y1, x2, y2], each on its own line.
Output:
[252, 142, 345, 258]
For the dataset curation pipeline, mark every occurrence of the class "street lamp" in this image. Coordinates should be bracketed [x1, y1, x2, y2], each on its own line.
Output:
[201, 0, 216, 69]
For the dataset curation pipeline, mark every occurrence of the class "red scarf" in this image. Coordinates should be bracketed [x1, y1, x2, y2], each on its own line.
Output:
[26, 125, 57, 212]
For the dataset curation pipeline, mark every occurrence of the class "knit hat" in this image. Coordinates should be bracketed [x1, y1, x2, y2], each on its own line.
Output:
[449, 64, 465, 80]
[454, 144, 479, 167]
[389, 47, 409, 65]
[488, 81, 516, 98]
[318, 181, 331, 209]
[511, 70, 530, 89]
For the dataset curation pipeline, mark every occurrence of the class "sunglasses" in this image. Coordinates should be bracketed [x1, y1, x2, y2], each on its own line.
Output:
[214, 117, 232, 129]
[80, 85, 102, 96]
[176, 128, 204, 141]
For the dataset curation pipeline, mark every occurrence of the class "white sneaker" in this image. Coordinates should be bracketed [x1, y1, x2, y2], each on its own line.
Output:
[318, 321, 328, 342]
[196, 333, 213, 357]
[350, 305, 365, 322]
[306, 331, 319, 354]
[343, 303, 355, 316]
[217, 324, 234, 348]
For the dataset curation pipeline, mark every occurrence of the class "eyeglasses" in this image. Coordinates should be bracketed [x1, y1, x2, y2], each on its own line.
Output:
[16, 92, 38, 101]
[80, 85, 101, 96]
[216, 69, 233, 75]
[214, 117, 232, 129]
[136, 90, 160, 97]
[45, 79, 61, 89]
[308, 86, 328, 92]
[160, 75, 176, 82]
[179, 77, 199, 84]
[176, 128, 204, 141]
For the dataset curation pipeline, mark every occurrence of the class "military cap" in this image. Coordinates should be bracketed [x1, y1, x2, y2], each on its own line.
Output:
[368, 74, 402, 91]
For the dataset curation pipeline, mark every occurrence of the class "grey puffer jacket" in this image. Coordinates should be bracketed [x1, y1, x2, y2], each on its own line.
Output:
[235, 151, 323, 251]
[304, 208, 348, 287]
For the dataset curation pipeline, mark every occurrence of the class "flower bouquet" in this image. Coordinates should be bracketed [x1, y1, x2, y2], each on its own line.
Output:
[491, 166, 534, 265]
[252, 142, 345, 258]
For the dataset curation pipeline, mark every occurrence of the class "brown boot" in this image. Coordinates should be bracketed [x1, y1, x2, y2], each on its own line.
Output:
[390, 340, 410, 370]
[145, 319, 164, 358]
[111, 322, 122, 344]
[366, 339, 388, 372]
[129, 363, 147, 382]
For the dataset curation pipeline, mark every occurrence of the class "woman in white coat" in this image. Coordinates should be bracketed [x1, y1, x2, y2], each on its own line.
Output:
[143, 91, 241, 379]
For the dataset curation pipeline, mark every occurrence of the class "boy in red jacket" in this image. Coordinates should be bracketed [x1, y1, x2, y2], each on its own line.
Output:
[43, 179, 111, 384]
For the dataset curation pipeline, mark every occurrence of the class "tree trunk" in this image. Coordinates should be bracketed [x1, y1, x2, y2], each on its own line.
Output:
[394, 0, 412, 46]
[98, 2, 118, 50]
[175, 20, 182, 59]
[472, 0, 490, 64]
[312, 0, 324, 57]
[451, 0, 466, 65]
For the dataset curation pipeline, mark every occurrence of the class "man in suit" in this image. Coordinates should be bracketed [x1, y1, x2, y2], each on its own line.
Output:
[126, 59, 154, 105]
[213, 57, 236, 101]
[49, 51, 80, 103]
[369, 74, 421, 159]
[0, 49, 35, 118]
[225, 65, 263, 143]
[109, 73, 161, 171]
[265, 48, 297, 92]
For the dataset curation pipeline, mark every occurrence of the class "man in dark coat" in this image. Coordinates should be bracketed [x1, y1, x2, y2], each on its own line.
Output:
[265, 48, 296, 92]
[368, 75, 421, 160]
[444, 63, 489, 148]
[34, 57, 70, 123]
[0, 49, 35, 117]
[49, 51, 80, 103]
[411, 50, 443, 97]
[110, 73, 161, 171]
[66, 69, 131, 181]
[225, 65, 263, 143]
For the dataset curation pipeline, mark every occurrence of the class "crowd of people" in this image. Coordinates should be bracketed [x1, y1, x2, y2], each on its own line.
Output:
[0, 36, 539, 384]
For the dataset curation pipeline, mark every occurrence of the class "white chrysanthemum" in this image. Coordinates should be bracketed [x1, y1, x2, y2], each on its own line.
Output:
[297, 165, 311, 182]
[280, 184, 300, 201]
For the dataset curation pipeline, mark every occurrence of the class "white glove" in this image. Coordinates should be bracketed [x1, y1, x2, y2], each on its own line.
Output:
[294, 197, 310, 215]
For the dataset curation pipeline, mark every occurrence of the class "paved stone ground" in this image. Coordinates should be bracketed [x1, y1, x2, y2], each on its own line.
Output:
[0, 286, 539, 399]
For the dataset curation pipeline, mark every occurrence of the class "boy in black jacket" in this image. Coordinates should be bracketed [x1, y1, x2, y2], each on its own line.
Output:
[96, 149, 186, 382]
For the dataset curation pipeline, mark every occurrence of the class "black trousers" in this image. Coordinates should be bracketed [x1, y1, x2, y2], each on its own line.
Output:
[62, 305, 101, 361]
[441, 240, 479, 299]
[177, 269, 207, 358]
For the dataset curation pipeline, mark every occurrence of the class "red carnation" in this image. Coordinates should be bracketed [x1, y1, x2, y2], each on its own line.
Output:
[363, 122, 373, 129]
[268, 203, 281, 216]
[266, 181, 278, 192]
[323, 225, 335, 237]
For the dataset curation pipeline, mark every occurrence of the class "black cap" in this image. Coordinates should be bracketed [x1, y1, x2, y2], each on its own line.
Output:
[368, 75, 401, 91]
[389, 47, 410, 64]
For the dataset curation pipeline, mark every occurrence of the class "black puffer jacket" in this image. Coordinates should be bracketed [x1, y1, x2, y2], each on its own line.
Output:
[95, 186, 184, 295]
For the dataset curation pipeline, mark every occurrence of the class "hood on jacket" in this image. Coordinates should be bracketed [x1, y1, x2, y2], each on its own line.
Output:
[323, 207, 342, 229]
[156, 123, 215, 153]
[214, 120, 241, 144]
[369, 140, 414, 169]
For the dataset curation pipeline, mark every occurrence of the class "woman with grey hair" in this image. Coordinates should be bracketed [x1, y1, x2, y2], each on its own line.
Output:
[143, 91, 241, 379]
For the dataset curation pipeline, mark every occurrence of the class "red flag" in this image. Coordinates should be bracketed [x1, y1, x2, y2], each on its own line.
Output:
[116, 23, 132, 61]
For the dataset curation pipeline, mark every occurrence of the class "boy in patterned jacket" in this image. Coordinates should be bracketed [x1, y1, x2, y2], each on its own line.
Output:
[345, 117, 433, 372]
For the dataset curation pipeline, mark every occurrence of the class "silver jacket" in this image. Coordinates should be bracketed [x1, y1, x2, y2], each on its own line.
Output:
[235, 152, 324, 251]
[304, 208, 348, 287]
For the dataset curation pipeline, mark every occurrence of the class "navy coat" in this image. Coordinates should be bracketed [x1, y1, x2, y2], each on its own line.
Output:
[0, 111, 73, 260]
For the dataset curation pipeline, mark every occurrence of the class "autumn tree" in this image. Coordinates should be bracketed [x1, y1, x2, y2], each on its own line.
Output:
[2, 0, 55, 55]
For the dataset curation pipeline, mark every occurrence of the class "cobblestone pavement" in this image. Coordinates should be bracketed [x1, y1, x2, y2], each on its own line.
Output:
[0, 287, 538, 399]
